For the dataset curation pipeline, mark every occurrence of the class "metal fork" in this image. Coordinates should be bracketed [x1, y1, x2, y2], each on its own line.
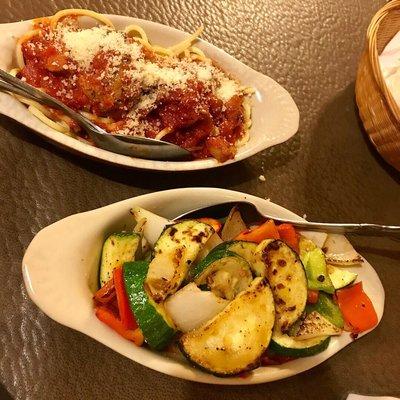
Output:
[0, 69, 191, 161]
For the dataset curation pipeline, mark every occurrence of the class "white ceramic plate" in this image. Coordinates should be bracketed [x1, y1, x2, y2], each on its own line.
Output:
[22, 188, 385, 384]
[0, 15, 299, 171]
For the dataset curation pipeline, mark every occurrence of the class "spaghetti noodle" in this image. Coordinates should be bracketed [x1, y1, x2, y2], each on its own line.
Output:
[12, 9, 253, 162]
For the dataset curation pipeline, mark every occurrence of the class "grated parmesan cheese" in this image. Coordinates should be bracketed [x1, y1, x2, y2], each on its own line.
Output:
[55, 24, 242, 101]
[42, 23, 245, 137]
[60, 26, 141, 69]
[142, 63, 189, 86]
[133, 92, 158, 112]
[196, 65, 213, 82]
[216, 78, 240, 102]
[61, 27, 107, 69]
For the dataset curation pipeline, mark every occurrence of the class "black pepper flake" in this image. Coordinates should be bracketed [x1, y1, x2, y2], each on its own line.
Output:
[280, 322, 288, 333]
[278, 259, 286, 267]
[350, 332, 359, 340]
[277, 283, 285, 290]
[192, 231, 206, 243]
[262, 251, 272, 267]
[169, 227, 178, 237]
[260, 278, 268, 287]
[317, 275, 325, 282]
[269, 241, 281, 251]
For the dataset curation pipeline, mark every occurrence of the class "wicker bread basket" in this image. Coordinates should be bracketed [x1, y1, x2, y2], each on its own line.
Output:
[356, 0, 400, 171]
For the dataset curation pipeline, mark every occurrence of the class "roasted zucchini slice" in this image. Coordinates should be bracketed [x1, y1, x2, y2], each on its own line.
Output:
[269, 330, 330, 358]
[327, 264, 357, 290]
[212, 240, 266, 276]
[299, 237, 335, 293]
[99, 232, 141, 287]
[180, 277, 275, 376]
[123, 261, 176, 350]
[145, 220, 214, 302]
[256, 239, 307, 333]
[190, 249, 253, 300]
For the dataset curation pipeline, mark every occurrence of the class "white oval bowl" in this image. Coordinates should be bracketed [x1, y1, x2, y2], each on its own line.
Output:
[22, 188, 385, 384]
[0, 15, 299, 171]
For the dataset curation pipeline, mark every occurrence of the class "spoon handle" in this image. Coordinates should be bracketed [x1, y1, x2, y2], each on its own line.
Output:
[174, 201, 400, 239]
[0, 69, 192, 160]
[0, 70, 98, 135]
[270, 218, 400, 238]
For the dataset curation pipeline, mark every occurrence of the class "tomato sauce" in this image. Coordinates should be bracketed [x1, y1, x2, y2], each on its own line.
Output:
[18, 23, 247, 162]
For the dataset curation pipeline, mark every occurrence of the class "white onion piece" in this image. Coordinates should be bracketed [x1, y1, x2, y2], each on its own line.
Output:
[164, 283, 229, 332]
[131, 206, 171, 247]
[299, 231, 328, 249]
[221, 207, 247, 241]
[194, 232, 223, 263]
[323, 234, 363, 266]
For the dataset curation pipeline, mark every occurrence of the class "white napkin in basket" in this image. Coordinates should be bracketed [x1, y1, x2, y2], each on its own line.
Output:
[379, 30, 400, 106]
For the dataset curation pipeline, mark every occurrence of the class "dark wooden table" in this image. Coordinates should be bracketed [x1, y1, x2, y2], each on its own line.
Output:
[1, 1, 399, 399]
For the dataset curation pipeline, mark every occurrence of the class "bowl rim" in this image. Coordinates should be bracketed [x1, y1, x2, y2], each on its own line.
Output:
[0, 15, 299, 171]
[21, 188, 385, 385]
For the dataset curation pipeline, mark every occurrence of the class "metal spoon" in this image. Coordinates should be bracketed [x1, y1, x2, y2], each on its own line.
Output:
[0, 70, 191, 161]
[174, 201, 400, 238]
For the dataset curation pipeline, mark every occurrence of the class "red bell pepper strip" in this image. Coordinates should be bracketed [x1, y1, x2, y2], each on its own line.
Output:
[95, 306, 144, 346]
[113, 267, 137, 330]
[261, 350, 296, 365]
[307, 289, 319, 304]
[336, 282, 378, 333]
[277, 223, 299, 252]
[93, 277, 115, 304]
[197, 217, 222, 233]
[235, 219, 280, 243]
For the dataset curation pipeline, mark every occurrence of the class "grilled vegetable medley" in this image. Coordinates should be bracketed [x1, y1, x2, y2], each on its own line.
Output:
[93, 206, 378, 377]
